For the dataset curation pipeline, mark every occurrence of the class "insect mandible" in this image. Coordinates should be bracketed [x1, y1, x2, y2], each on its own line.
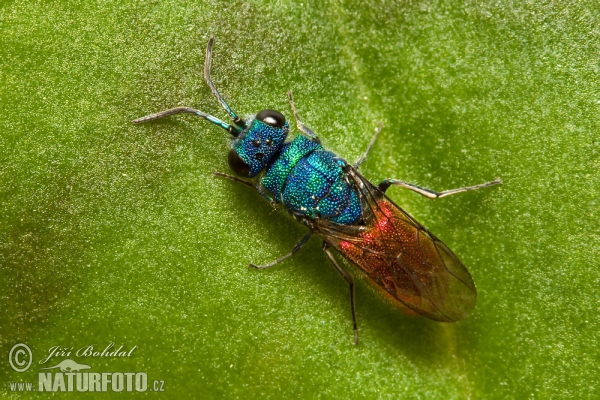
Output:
[133, 36, 502, 344]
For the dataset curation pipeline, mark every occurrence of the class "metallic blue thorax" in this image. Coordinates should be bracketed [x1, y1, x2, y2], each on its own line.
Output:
[262, 136, 362, 225]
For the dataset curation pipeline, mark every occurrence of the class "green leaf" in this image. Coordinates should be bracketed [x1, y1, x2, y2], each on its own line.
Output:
[1, 1, 597, 398]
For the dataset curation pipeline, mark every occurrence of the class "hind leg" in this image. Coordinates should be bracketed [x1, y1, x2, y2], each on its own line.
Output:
[378, 178, 502, 198]
[322, 243, 359, 346]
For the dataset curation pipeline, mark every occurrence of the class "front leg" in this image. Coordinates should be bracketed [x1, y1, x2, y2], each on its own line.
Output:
[213, 171, 277, 206]
[287, 91, 321, 143]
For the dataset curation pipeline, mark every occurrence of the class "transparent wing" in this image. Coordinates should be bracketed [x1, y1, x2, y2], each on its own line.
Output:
[311, 167, 477, 322]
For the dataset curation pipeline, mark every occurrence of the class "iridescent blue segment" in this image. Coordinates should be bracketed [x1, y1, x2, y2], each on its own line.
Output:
[262, 136, 362, 225]
[330, 185, 361, 224]
[232, 118, 289, 177]
[262, 136, 321, 196]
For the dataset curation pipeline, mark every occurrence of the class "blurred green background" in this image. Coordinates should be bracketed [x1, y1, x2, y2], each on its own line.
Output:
[1, 0, 598, 398]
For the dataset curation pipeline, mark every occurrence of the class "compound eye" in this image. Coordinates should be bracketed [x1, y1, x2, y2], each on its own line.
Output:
[228, 149, 250, 177]
[256, 109, 286, 128]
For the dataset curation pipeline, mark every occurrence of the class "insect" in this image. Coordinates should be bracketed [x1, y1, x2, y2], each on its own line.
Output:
[133, 36, 502, 344]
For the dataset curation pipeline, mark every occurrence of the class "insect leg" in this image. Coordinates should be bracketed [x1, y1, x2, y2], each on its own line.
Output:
[378, 178, 503, 199]
[354, 122, 383, 169]
[287, 91, 321, 143]
[213, 171, 276, 204]
[322, 243, 359, 345]
[249, 233, 312, 270]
